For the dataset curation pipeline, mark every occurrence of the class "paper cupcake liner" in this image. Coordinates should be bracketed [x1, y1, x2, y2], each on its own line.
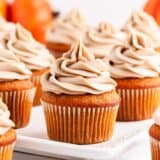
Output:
[150, 137, 160, 160]
[31, 74, 41, 106]
[41, 100, 118, 144]
[117, 87, 160, 121]
[0, 88, 35, 128]
[0, 143, 15, 160]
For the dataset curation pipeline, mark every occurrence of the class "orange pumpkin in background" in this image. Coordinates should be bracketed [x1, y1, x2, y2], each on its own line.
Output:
[0, 0, 6, 18]
[144, 0, 160, 25]
[8, 0, 53, 43]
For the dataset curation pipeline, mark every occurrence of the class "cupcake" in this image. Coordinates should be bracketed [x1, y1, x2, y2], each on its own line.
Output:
[41, 40, 120, 144]
[107, 30, 160, 121]
[122, 10, 160, 50]
[0, 47, 35, 128]
[1, 23, 54, 106]
[46, 9, 88, 58]
[0, 98, 16, 160]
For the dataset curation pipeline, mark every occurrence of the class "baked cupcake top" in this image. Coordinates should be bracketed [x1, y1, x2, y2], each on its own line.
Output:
[0, 46, 31, 81]
[0, 98, 15, 135]
[42, 40, 116, 95]
[84, 22, 127, 58]
[122, 10, 160, 48]
[108, 30, 160, 79]
[46, 9, 88, 45]
[4, 24, 53, 71]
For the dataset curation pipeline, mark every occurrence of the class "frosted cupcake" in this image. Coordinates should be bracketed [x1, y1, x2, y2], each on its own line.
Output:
[46, 9, 88, 58]
[122, 10, 160, 49]
[0, 98, 16, 160]
[0, 47, 35, 128]
[108, 30, 160, 121]
[2, 23, 53, 106]
[84, 22, 127, 59]
[41, 40, 120, 144]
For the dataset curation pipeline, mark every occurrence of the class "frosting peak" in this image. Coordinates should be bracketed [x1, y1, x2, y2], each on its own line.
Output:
[65, 40, 94, 62]
[125, 10, 159, 31]
[122, 10, 160, 48]
[42, 40, 116, 95]
[63, 9, 86, 27]
[46, 9, 88, 45]
[97, 22, 116, 35]
[128, 29, 153, 49]
[6, 23, 53, 71]
[0, 98, 15, 135]
[84, 22, 127, 58]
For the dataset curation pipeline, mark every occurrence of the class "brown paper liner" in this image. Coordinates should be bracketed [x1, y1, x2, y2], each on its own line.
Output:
[31, 74, 42, 106]
[31, 69, 50, 106]
[117, 87, 160, 121]
[0, 143, 15, 160]
[0, 88, 35, 129]
[41, 100, 118, 144]
[150, 137, 160, 160]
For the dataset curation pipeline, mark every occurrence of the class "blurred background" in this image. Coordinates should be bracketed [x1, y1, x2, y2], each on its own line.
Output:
[48, 0, 146, 27]
[1, 0, 157, 43]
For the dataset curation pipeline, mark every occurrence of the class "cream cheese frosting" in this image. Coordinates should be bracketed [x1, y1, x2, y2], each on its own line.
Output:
[5, 23, 53, 71]
[128, 28, 155, 49]
[0, 46, 32, 81]
[122, 10, 160, 48]
[84, 22, 128, 58]
[0, 98, 15, 135]
[46, 9, 88, 45]
[42, 40, 116, 95]
[108, 30, 160, 79]
[0, 18, 15, 47]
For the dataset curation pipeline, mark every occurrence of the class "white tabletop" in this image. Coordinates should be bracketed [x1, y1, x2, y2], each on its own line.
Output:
[13, 141, 151, 160]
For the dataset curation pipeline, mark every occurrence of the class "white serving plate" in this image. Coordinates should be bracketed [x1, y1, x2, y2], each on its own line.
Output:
[15, 106, 152, 160]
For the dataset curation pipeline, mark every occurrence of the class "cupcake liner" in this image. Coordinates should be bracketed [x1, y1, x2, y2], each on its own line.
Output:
[31, 74, 42, 106]
[117, 87, 160, 121]
[150, 137, 160, 160]
[0, 88, 35, 128]
[41, 100, 119, 144]
[0, 143, 15, 160]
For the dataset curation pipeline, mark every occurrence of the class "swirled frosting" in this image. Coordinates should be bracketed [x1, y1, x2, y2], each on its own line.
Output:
[122, 10, 160, 48]
[0, 46, 31, 81]
[84, 22, 128, 58]
[42, 40, 116, 95]
[108, 31, 160, 79]
[4, 23, 53, 71]
[0, 18, 15, 47]
[46, 9, 88, 45]
[0, 98, 15, 135]
[97, 22, 116, 35]
[128, 29, 154, 49]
